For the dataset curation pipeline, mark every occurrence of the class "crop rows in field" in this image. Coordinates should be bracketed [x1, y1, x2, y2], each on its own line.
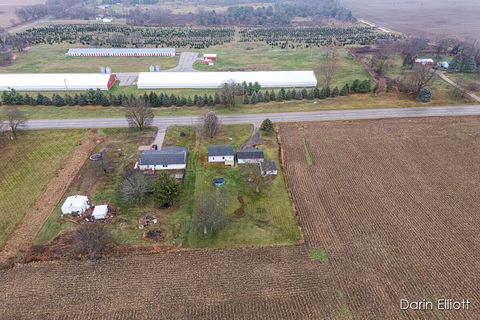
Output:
[279, 117, 480, 319]
[12, 25, 235, 49]
[239, 26, 401, 48]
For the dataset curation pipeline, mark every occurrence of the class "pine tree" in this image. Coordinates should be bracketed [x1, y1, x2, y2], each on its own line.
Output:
[270, 90, 276, 101]
[214, 93, 221, 105]
[260, 118, 274, 135]
[417, 86, 432, 102]
[263, 90, 270, 102]
[186, 96, 193, 106]
[285, 90, 292, 100]
[250, 92, 258, 104]
[294, 89, 303, 100]
[331, 86, 340, 97]
[243, 94, 250, 104]
[257, 91, 264, 102]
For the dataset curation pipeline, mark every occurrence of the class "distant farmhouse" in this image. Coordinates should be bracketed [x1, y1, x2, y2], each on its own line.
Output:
[237, 149, 265, 164]
[415, 58, 434, 66]
[208, 145, 235, 166]
[67, 48, 176, 57]
[135, 146, 188, 179]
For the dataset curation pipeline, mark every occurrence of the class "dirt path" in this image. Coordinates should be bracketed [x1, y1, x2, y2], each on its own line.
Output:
[436, 71, 480, 103]
[0, 130, 104, 262]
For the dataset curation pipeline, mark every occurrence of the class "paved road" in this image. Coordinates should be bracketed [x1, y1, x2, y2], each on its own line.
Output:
[23, 105, 480, 130]
[165, 52, 199, 72]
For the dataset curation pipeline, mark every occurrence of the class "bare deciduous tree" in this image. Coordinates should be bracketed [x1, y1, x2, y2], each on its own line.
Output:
[199, 111, 222, 139]
[121, 171, 153, 204]
[241, 164, 271, 193]
[75, 224, 113, 259]
[195, 191, 228, 235]
[124, 98, 154, 131]
[397, 65, 436, 95]
[321, 46, 339, 87]
[219, 80, 239, 107]
[5, 105, 27, 139]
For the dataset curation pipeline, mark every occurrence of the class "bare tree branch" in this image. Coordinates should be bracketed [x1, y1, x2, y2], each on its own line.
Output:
[124, 98, 154, 131]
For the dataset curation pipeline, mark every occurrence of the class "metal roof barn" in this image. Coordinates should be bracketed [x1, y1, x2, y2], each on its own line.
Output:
[67, 48, 176, 57]
[0, 73, 117, 91]
[137, 71, 318, 89]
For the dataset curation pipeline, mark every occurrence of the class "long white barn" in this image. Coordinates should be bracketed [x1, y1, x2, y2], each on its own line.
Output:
[0, 73, 117, 91]
[67, 48, 176, 57]
[137, 71, 317, 89]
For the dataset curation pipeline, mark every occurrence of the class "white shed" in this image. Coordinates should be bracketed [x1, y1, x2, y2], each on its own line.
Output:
[61, 195, 89, 215]
[92, 205, 109, 220]
[208, 145, 235, 166]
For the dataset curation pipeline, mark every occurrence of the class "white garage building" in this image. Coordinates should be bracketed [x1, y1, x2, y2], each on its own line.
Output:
[0, 73, 117, 91]
[137, 71, 317, 89]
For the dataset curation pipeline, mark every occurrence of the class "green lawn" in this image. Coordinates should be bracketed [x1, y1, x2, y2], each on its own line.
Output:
[0, 130, 86, 249]
[36, 128, 157, 245]
[164, 124, 301, 247]
[385, 54, 471, 105]
[0, 44, 179, 73]
[447, 72, 480, 94]
[194, 42, 371, 88]
[35, 125, 301, 248]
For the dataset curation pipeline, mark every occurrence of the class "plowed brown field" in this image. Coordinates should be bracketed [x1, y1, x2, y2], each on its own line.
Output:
[1, 117, 479, 319]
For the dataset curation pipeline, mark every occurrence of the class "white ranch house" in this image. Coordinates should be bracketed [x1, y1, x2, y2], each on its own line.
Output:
[237, 149, 265, 164]
[208, 145, 235, 166]
[135, 147, 188, 179]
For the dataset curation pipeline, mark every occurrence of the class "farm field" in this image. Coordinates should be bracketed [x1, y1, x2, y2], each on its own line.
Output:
[0, 129, 86, 249]
[279, 116, 480, 318]
[0, 44, 179, 73]
[0, 0, 45, 28]
[341, 0, 480, 40]
[1, 117, 480, 318]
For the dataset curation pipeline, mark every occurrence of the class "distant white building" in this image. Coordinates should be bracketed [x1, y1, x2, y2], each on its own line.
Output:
[92, 205, 108, 220]
[415, 58, 434, 66]
[102, 17, 113, 23]
[61, 195, 89, 215]
[208, 145, 235, 166]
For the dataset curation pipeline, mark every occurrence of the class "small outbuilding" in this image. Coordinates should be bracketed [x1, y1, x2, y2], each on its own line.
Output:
[92, 205, 109, 220]
[237, 149, 265, 164]
[415, 58, 434, 66]
[61, 195, 89, 215]
[260, 161, 278, 176]
[208, 145, 235, 166]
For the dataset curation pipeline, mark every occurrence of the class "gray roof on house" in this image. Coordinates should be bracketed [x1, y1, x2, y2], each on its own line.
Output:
[208, 145, 234, 157]
[139, 147, 187, 166]
[261, 161, 277, 172]
[237, 148, 265, 160]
